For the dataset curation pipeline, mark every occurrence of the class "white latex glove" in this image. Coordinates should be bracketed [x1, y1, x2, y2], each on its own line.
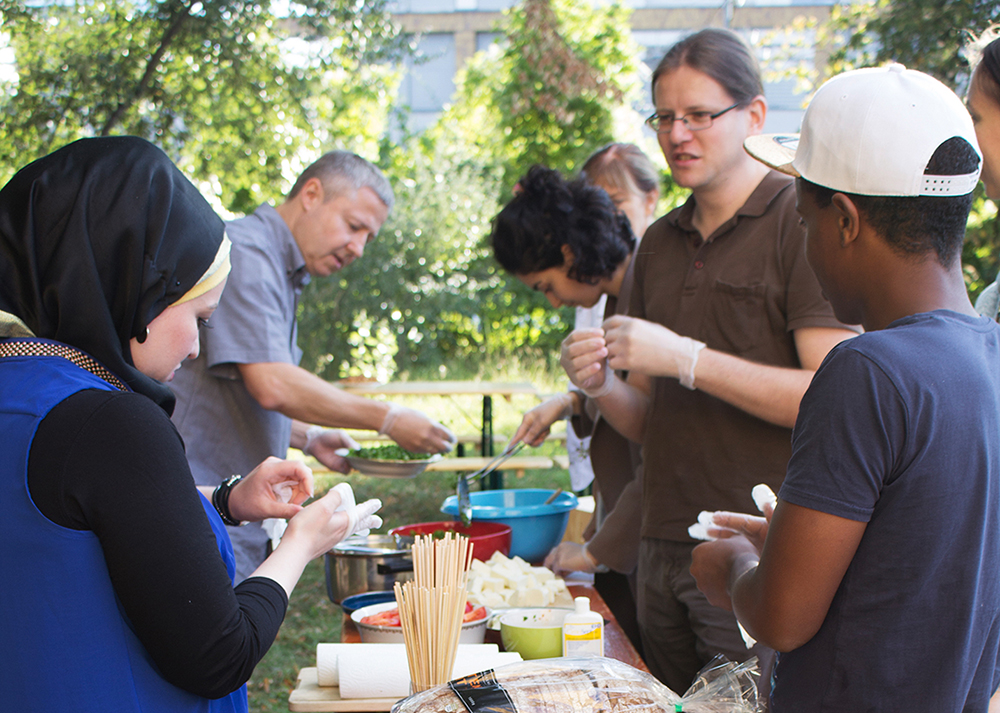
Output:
[603, 315, 706, 389]
[303, 426, 359, 473]
[332, 482, 383, 539]
[379, 404, 456, 454]
[543, 541, 603, 576]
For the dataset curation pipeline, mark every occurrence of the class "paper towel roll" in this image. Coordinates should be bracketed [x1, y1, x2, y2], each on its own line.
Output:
[339, 646, 412, 699]
[339, 648, 523, 699]
[316, 643, 502, 688]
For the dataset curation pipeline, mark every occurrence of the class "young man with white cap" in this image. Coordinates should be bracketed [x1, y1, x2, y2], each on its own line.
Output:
[690, 64, 1000, 709]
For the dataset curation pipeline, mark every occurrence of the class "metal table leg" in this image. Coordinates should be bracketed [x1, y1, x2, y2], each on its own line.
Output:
[482, 395, 504, 490]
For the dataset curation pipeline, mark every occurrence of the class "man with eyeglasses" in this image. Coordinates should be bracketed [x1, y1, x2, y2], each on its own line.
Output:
[559, 28, 858, 699]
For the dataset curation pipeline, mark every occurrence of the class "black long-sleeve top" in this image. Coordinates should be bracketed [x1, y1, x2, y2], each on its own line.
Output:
[27, 388, 287, 699]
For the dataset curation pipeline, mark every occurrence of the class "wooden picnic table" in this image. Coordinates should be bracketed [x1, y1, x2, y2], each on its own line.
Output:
[288, 580, 646, 712]
[337, 380, 541, 488]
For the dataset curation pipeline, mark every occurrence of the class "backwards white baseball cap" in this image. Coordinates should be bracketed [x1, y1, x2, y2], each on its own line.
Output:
[744, 64, 981, 197]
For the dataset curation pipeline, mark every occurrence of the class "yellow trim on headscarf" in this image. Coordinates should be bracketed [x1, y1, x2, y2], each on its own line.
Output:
[0, 310, 35, 338]
[171, 233, 232, 306]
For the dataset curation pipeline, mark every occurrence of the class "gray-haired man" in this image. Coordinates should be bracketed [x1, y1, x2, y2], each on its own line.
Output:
[171, 151, 454, 581]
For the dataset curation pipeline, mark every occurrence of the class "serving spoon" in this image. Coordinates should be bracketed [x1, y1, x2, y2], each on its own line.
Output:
[455, 441, 526, 526]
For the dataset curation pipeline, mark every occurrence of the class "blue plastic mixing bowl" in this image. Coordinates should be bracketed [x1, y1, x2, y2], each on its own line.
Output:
[440, 488, 578, 563]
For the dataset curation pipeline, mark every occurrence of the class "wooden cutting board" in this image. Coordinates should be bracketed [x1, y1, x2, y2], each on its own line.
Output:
[288, 668, 402, 712]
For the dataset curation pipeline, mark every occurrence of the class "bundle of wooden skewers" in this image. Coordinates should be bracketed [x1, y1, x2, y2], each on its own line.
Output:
[393, 532, 475, 692]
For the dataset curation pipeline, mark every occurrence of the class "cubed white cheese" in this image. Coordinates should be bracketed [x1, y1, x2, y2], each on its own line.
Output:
[480, 576, 506, 593]
[529, 566, 555, 582]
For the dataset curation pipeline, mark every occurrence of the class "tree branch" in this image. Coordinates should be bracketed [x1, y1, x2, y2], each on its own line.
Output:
[99, 0, 194, 136]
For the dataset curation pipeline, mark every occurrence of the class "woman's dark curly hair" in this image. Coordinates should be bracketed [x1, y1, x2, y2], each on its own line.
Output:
[490, 165, 635, 283]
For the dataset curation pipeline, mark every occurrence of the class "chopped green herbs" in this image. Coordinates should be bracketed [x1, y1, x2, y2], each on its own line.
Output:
[352, 445, 434, 461]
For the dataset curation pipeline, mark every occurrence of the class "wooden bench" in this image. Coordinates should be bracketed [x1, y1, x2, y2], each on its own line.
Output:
[301, 454, 554, 481]
[425, 455, 554, 480]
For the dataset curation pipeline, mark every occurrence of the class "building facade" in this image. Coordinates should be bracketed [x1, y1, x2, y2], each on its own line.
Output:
[388, 0, 836, 135]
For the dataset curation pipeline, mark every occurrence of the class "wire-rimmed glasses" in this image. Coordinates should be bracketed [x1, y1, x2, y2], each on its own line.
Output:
[644, 102, 743, 133]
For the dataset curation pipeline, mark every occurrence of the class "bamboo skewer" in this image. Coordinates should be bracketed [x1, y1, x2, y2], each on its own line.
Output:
[394, 532, 475, 692]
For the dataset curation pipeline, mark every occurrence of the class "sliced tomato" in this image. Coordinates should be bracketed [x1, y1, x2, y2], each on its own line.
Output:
[361, 608, 401, 627]
[462, 605, 487, 623]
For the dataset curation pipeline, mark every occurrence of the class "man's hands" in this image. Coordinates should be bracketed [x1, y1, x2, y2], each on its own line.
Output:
[227, 456, 314, 523]
[603, 316, 706, 388]
[691, 532, 763, 612]
[511, 393, 575, 447]
[380, 404, 456, 454]
[303, 427, 359, 473]
[559, 317, 707, 394]
[690, 486, 775, 611]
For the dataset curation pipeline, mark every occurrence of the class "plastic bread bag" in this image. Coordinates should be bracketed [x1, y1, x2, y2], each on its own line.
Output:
[390, 656, 761, 713]
[677, 655, 763, 713]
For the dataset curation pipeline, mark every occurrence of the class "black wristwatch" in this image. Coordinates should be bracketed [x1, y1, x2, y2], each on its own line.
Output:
[212, 474, 245, 526]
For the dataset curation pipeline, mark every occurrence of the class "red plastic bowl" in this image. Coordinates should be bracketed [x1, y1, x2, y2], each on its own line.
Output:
[388, 520, 512, 562]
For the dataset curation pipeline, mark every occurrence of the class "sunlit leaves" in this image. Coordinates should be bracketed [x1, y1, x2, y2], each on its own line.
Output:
[0, 0, 407, 214]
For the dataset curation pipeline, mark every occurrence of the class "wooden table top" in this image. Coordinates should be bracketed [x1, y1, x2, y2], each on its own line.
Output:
[289, 582, 646, 711]
[335, 380, 540, 398]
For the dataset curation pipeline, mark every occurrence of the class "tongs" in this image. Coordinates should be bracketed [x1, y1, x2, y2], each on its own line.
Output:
[456, 441, 526, 526]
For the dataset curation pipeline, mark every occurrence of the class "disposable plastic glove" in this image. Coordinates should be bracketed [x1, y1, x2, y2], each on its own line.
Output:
[332, 482, 383, 539]
[543, 541, 605, 576]
[379, 404, 456, 453]
[303, 426, 359, 474]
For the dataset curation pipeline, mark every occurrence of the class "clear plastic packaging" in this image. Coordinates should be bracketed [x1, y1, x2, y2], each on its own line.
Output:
[390, 655, 762, 713]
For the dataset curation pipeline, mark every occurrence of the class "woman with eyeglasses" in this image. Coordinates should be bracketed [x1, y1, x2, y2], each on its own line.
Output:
[557, 28, 857, 700]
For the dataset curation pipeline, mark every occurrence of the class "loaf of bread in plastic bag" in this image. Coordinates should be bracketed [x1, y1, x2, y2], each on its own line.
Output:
[391, 656, 762, 713]
[391, 657, 677, 713]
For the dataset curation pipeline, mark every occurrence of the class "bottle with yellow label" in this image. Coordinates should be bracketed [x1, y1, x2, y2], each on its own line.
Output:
[562, 596, 604, 657]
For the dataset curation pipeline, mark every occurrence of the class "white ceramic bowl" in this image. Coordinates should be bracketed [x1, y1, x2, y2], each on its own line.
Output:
[351, 600, 489, 644]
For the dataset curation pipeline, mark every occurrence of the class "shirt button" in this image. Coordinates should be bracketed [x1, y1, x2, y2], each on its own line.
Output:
[694, 260, 705, 269]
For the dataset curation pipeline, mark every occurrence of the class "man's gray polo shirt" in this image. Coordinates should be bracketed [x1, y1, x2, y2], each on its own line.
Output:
[171, 204, 309, 580]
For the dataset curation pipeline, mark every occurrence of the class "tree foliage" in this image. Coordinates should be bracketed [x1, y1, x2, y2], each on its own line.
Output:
[296, 0, 653, 380]
[829, 0, 1000, 298]
[437, 0, 643, 193]
[768, 0, 1000, 299]
[0, 0, 408, 214]
[0, 0, 663, 382]
[823, 0, 999, 90]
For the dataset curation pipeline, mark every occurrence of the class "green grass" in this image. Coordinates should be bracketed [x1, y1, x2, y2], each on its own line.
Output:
[247, 367, 573, 711]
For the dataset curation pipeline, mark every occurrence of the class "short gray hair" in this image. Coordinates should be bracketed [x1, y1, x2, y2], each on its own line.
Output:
[288, 150, 395, 212]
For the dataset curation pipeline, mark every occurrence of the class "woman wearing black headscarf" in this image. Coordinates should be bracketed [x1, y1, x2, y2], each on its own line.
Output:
[0, 137, 381, 713]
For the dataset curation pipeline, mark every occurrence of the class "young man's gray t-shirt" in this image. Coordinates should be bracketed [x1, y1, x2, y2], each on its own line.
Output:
[170, 204, 309, 581]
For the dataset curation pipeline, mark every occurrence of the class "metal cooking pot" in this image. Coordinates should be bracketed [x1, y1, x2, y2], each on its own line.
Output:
[324, 534, 414, 604]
